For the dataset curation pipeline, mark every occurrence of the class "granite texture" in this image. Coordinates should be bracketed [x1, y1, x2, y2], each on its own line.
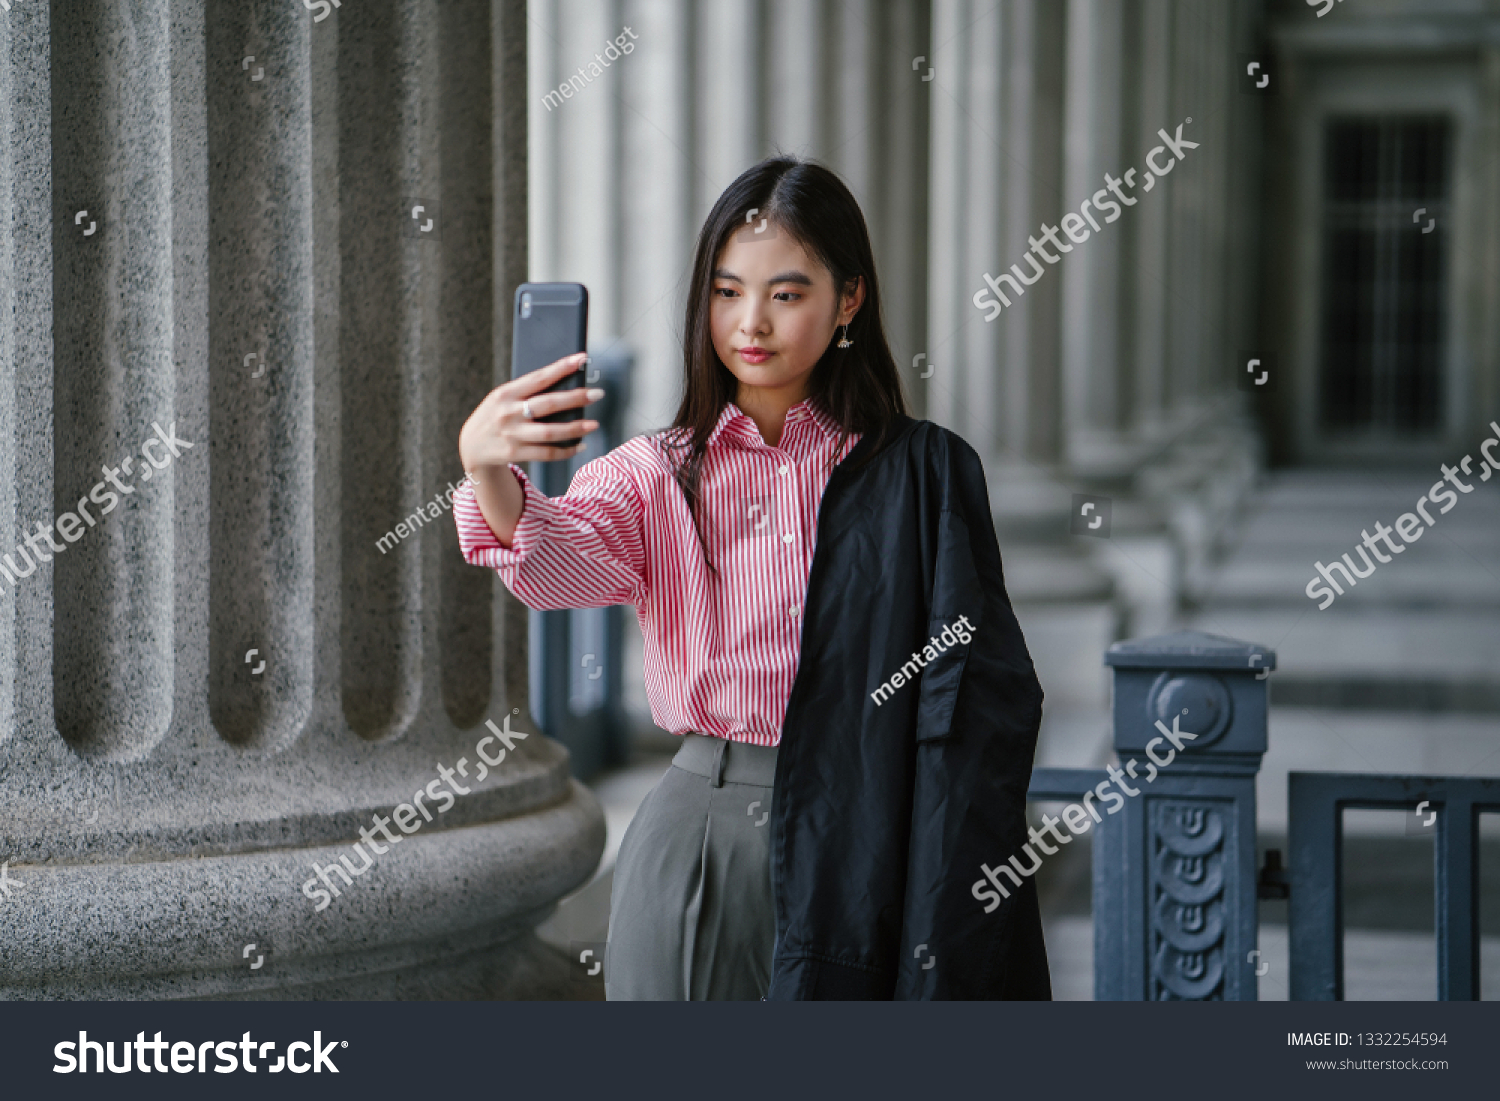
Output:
[0, 0, 604, 999]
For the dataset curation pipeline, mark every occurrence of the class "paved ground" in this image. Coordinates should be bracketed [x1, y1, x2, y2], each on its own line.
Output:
[1044, 917, 1500, 1001]
[535, 751, 674, 954]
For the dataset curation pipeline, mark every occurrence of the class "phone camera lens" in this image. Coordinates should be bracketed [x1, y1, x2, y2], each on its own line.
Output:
[520, 292, 532, 318]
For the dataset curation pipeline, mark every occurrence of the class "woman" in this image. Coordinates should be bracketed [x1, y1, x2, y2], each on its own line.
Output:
[455, 156, 1049, 1000]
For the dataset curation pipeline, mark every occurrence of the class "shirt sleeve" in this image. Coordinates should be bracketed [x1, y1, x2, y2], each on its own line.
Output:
[452, 458, 647, 609]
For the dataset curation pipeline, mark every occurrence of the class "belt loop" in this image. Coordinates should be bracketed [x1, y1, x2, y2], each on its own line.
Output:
[711, 737, 727, 788]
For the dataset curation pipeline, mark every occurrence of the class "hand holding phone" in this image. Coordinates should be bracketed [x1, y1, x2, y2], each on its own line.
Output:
[456, 283, 602, 546]
[455, 353, 604, 547]
[458, 352, 604, 471]
[510, 282, 591, 448]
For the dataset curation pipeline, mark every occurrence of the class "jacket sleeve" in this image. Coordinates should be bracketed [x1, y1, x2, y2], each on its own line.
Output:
[894, 434, 1050, 999]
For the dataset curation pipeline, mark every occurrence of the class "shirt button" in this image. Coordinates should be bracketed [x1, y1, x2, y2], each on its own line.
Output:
[789, 606, 799, 618]
[782, 533, 794, 544]
[778, 464, 789, 476]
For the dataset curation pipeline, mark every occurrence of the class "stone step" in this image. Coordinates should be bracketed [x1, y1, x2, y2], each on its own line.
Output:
[1187, 466, 1500, 710]
[1186, 608, 1500, 676]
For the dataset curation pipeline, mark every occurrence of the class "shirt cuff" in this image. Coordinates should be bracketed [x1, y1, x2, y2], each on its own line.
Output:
[452, 464, 550, 569]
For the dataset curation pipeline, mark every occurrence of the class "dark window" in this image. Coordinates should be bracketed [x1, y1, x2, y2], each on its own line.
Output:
[1320, 117, 1449, 435]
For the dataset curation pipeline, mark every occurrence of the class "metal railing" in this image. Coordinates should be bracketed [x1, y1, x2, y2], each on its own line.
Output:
[1288, 772, 1500, 1000]
[1024, 630, 1270, 1000]
[1023, 629, 1495, 1001]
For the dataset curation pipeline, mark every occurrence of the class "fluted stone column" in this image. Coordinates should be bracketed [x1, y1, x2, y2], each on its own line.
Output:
[928, 0, 1068, 492]
[926, 0, 1002, 459]
[1130, 0, 1173, 441]
[1134, 0, 1262, 605]
[1054, 0, 1184, 643]
[1060, 0, 1128, 474]
[618, 0, 695, 431]
[768, 0, 827, 159]
[1163, 0, 1220, 414]
[827, 0, 875, 206]
[1480, 45, 1500, 428]
[0, 0, 603, 999]
[1001, 0, 1068, 473]
[697, 0, 762, 211]
[920, 0, 1268, 713]
[869, 0, 931, 402]
[923, 0, 1116, 727]
[929, 0, 1256, 494]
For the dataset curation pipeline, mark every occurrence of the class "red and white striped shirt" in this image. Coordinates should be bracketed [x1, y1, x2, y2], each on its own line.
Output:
[453, 398, 860, 746]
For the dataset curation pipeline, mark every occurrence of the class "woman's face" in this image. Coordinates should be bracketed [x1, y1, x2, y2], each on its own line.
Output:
[710, 222, 863, 404]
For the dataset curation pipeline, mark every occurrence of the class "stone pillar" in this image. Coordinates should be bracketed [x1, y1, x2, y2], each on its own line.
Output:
[532, 0, 621, 336]
[926, 0, 1003, 459]
[1163, 0, 1221, 414]
[869, 0, 931, 405]
[697, 0, 763, 210]
[932, 0, 1068, 490]
[768, 0, 827, 158]
[922, 0, 1119, 726]
[1100, 630, 1273, 1000]
[1060, 0, 1129, 474]
[1475, 45, 1500, 431]
[0, 0, 603, 999]
[618, 0, 696, 430]
[1130, 0, 1173, 441]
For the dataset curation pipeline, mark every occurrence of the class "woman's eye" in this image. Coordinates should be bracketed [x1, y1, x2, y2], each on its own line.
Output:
[773, 291, 800, 302]
[714, 286, 738, 298]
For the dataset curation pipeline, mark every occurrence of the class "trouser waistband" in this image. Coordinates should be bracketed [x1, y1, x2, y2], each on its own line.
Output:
[672, 732, 779, 787]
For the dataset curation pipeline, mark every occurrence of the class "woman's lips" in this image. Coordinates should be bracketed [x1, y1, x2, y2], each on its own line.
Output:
[738, 348, 772, 364]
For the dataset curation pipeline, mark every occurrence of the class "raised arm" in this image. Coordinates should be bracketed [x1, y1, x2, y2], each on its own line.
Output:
[458, 352, 599, 545]
[455, 353, 645, 609]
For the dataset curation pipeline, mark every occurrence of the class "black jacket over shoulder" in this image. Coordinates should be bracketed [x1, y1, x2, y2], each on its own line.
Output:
[766, 415, 1050, 1000]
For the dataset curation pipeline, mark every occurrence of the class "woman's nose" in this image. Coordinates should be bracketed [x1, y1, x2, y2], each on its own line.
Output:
[739, 303, 767, 335]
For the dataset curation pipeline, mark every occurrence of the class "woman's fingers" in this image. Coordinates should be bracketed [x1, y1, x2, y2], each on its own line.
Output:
[501, 352, 588, 400]
[509, 386, 604, 422]
[460, 355, 603, 470]
[509, 441, 587, 463]
[509, 419, 599, 443]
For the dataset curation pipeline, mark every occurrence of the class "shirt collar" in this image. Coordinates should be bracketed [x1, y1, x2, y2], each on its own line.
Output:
[705, 397, 843, 453]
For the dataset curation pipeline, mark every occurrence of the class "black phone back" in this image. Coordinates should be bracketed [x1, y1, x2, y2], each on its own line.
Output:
[511, 282, 588, 444]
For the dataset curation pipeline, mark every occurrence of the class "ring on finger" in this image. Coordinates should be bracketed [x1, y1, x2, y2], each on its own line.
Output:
[522, 399, 534, 420]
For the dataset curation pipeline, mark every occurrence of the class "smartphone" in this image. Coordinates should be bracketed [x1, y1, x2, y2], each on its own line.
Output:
[510, 282, 589, 447]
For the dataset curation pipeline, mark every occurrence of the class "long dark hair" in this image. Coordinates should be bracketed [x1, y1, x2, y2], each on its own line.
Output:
[662, 156, 910, 558]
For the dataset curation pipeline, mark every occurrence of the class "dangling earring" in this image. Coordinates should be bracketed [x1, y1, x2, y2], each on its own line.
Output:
[837, 323, 853, 349]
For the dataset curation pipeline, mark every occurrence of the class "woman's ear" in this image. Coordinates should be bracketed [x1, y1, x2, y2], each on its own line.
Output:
[838, 274, 866, 324]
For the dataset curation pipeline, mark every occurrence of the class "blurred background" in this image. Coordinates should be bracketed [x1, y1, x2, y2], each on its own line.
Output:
[526, 0, 1500, 999]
